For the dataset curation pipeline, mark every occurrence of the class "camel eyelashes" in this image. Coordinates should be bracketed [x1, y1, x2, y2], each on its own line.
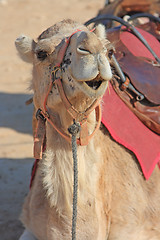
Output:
[36, 50, 48, 61]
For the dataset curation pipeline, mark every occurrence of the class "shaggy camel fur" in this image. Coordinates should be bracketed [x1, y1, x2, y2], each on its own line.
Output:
[15, 19, 160, 240]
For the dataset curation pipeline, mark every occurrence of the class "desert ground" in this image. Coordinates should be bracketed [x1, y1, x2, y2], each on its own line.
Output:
[0, 0, 105, 239]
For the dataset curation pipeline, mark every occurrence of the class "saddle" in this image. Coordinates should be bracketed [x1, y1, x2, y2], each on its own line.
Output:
[85, 2, 160, 135]
[97, 0, 160, 28]
[107, 24, 160, 134]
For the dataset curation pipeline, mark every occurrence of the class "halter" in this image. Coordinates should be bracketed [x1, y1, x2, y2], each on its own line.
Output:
[34, 30, 102, 159]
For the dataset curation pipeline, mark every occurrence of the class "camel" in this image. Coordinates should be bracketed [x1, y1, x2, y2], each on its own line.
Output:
[15, 19, 160, 240]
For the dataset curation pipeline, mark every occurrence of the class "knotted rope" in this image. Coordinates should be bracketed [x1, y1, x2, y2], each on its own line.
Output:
[68, 120, 81, 240]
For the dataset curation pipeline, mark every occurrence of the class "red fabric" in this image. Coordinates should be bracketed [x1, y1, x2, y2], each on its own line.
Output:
[102, 85, 160, 180]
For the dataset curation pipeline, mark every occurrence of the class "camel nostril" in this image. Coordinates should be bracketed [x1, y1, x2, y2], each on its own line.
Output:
[77, 47, 91, 55]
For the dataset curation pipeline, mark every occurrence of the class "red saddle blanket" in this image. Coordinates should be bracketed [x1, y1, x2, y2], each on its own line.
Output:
[102, 85, 160, 180]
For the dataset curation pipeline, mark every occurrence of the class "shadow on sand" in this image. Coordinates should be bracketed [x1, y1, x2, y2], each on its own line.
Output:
[0, 92, 33, 135]
[0, 157, 34, 240]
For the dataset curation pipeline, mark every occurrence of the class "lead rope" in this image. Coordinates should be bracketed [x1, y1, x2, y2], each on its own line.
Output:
[68, 120, 81, 240]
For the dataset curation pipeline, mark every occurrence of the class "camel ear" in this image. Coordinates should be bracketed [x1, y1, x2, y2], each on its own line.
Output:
[94, 24, 106, 41]
[15, 35, 36, 63]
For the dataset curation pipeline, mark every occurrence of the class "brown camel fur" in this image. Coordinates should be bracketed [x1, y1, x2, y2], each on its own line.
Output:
[15, 19, 160, 240]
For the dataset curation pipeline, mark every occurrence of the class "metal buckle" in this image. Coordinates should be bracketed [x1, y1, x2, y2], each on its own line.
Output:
[36, 109, 46, 122]
[51, 67, 61, 83]
[120, 77, 144, 101]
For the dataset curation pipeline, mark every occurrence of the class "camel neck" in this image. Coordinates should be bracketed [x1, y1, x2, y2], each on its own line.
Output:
[41, 112, 101, 215]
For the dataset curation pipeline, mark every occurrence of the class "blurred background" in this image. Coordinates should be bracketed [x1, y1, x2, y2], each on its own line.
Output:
[0, 0, 104, 239]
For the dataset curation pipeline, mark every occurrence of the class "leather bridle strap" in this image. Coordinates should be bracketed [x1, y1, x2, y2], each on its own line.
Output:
[40, 70, 102, 146]
[55, 77, 100, 119]
[34, 29, 102, 158]
[39, 103, 102, 144]
[43, 29, 82, 113]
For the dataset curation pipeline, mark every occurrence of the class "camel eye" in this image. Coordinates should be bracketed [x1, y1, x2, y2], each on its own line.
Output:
[108, 49, 114, 59]
[77, 47, 91, 55]
[36, 50, 48, 61]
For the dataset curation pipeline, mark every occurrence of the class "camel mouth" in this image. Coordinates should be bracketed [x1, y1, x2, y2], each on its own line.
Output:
[84, 74, 104, 90]
[77, 74, 108, 98]
[85, 79, 103, 90]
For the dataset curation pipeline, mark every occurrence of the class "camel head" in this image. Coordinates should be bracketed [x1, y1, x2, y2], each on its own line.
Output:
[15, 19, 113, 113]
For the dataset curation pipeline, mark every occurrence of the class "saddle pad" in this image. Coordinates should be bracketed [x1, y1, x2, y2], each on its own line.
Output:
[102, 84, 160, 180]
